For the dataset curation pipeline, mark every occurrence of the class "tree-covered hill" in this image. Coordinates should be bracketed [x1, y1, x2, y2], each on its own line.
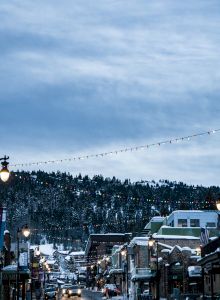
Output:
[0, 171, 219, 248]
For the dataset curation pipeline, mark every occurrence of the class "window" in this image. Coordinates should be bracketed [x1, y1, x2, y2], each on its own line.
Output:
[206, 222, 215, 227]
[190, 219, 200, 227]
[169, 220, 174, 227]
[178, 219, 187, 227]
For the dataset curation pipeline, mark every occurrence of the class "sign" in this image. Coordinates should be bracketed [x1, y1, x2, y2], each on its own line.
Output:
[150, 257, 157, 262]
[19, 252, 28, 267]
[0, 207, 6, 250]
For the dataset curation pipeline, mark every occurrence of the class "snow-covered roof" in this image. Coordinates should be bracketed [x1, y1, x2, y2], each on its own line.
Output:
[161, 249, 171, 253]
[2, 265, 30, 274]
[182, 247, 193, 252]
[172, 210, 204, 213]
[151, 216, 165, 222]
[58, 250, 70, 255]
[2, 265, 17, 271]
[156, 242, 173, 249]
[153, 234, 199, 240]
[130, 236, 148, 246]
[46, 260, 56, 265]
[69, 251, 85, 256]
[39, 244, 55, 256]
[109, 268, 123, 275]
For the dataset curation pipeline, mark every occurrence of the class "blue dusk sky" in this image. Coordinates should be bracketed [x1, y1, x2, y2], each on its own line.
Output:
[0, 0, 220, 186]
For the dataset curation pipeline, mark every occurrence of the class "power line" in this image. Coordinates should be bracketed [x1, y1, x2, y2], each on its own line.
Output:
[10, 128, 219, 168]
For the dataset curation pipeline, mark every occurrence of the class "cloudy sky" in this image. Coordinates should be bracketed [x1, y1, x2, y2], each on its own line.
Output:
[1, 0, 220, 186]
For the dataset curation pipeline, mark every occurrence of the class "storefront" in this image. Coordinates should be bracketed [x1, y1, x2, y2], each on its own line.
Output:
[1, 265, 30, 300]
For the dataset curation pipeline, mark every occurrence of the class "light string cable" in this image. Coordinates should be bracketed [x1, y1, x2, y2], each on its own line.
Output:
[10, 128, 220, 168]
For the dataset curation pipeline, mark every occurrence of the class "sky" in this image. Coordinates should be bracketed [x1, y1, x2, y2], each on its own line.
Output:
[0, 0, 220, 186]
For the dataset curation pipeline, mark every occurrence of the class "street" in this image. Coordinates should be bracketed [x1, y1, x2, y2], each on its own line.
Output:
[32, 288, 85, 300]
[60, 296, 82, 300]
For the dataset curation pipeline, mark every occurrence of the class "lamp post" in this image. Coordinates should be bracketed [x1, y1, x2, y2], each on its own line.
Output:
[121, 246, 129, 300]
[30, 247, 41, 300]
[0, 155, 10, 182]
[16, 224, 30, 300]
[148, 236, 159, 300]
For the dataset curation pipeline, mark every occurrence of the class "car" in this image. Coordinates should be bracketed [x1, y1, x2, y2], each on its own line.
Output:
[102, 284, 120, 297]
[45, 283, 59, 292]
[66, 285, 82, 297]
[44, 287, 57, 300]
[61, 283, 74, 297]
[141, 290, 152, 300]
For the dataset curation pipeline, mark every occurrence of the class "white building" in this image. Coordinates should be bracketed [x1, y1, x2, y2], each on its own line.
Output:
[166, 210, 218, 228]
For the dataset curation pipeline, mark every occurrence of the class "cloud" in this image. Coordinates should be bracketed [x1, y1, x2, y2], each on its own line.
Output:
[0, 0, 220, 185]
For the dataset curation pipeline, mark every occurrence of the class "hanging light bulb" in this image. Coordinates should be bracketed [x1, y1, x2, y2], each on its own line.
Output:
[0, 155, 10, 182]
[22, 224, 31, 238]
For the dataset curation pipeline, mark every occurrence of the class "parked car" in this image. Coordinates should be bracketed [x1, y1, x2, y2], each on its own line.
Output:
[61, 283, 74, 297]
[141, 290, 152, 300]
[102, 284, 120, 297]
[66, 285, 82, 297]
[44, 287, 57, 300]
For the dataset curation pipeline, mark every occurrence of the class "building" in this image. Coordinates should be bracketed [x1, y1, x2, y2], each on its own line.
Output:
[85, 233, 131, 266]
[85, 233, 131, 289]
[167, 210, 219, 231]
[198, 237, 220, 298]
[145, 210, 220, 237]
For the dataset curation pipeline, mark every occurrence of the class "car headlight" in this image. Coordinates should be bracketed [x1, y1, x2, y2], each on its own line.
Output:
[77, 289, 81, 294]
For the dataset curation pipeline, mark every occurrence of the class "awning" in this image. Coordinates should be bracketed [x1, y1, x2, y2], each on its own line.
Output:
[131, 271, 156, 282]
[109, 268, 123, 275]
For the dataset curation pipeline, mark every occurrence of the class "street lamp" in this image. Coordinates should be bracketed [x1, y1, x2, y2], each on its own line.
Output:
[0, 155, 10, 182]
[148, 236, 159, 300]
[216, 198, 220, 211]
[16, 224, 30, 300]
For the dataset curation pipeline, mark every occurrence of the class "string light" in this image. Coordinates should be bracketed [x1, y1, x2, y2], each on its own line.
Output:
[10, 128, 220, 168]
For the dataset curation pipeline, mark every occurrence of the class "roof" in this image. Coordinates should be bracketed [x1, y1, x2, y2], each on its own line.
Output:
[39, 244, 55, 256]
[85, 233, 131, 257]
[131, 271, 156, 282]
[154, 233, 199, 240]
[2, 265, 30, 274]
[130, 236, 148, 247]
[69, 251, 85, 256]
[46, 260, 56, 265]
[109, 268, 123, 275]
